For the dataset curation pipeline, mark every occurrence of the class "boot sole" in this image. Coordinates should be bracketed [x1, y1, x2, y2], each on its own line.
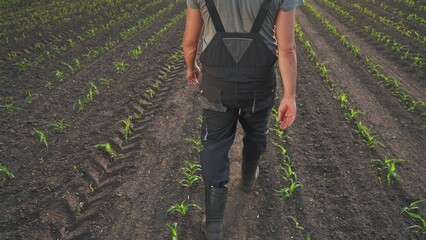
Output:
[201, 219, 221, 240]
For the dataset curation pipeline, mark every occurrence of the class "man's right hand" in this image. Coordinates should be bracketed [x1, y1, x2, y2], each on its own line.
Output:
[186, 65, 200, 85]
[278, 97, 297, 130]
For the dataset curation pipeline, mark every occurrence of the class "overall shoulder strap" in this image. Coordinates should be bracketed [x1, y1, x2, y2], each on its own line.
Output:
[250, 0, 271, 33]
[205, 0, 225, 32]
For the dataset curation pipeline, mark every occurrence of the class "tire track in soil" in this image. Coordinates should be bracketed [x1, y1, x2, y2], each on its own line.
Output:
[310, 0, 426, 98]
[298, 6, 426, 198]
[0, 3, 187, 239]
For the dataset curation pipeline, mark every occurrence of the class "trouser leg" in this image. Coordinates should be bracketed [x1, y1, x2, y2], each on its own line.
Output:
[238, 105, 272, 191]
[200, 108, 238, 188]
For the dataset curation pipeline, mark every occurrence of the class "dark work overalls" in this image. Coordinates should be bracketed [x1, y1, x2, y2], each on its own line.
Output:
[199, 0, 278, 188]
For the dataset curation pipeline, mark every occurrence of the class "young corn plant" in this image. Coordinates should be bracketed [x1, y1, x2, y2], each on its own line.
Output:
[272, 141, 290, 162]
[0, 163, 15, 179]
[145, 88, 154, 98]
[93, 143, 121, 159]
[45, 81, 54, 89]
[167, 222, 178, 240]
[62, 62, 75, 74]
[167, 200, 201, 216]
[139, 99, 153, 107]
[113, 61, 127, 74]
[276, 178, 302, 200]
[269, 127, 291, 142]
[179, 160, 202, 187]
[184, 137, 203, 153]
[402, 199, 426, 235]
[122, 116, 133, 142]
[46, 119, 70, 132]
[344, 108, 365, 121]
[100, 77, 113, 86]
[0, 103, 15, 113]
[55, 69, 65, 82]
[73, 98, 84, 113]
[355, 121, 383, 148]
[86, 82, 100, 102]
[33, 128, 48, 148]
[370, 158, 404, 186]
[75, 202, 85, 215]
[25, 91, 38, 103]
[130, 45, 142, 59]
[288, 216, 305, 230]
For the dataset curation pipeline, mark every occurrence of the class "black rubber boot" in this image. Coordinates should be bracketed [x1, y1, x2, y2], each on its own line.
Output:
[201, 186, 228, 240]
[241, 164, 259, 193]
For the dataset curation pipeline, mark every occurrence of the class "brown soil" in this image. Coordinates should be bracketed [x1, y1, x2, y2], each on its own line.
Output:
[1, 1, 425, 240]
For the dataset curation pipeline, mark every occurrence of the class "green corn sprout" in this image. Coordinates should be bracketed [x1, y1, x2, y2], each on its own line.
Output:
[269, 127, 291, 142]
[89, 183, 95, 193]
[306, 232, 312, 240]
[100, 77, 113, 86]
[355, 121, 382, 148]
[0, 103, 15, 113]
[130, 46, 142, 59]
[113, 61, 127, 74]
[197, 115, 203, 124]
[45, 81, 54, 89]
[145, 88, 154, 98]
[33, 128, 48, 147]
[25, 91, 38, 103]
[167, 222, 178, 240]
[179, 160, 202, 187]
[337, 92, 348, 108]
[412, 54, 423, 68]
[288, 216, 304, 230]
[344, 108, 365, 121]
[402, 200, 426, 234]
[93, 143, 120, 159]
[371, 158, 404, 186]
[153, 81, 160, 90]
[75, 202, 84, 215]
[62, 62, 75, 74]
[18, 58, 31, 72]
[272, 141, 289, 161]
[122, 116, 133, 142]
[281, 163, 296, 181]
[276, 179, 302, 200]
[73, 98, 84, 113]
[407, 100, 425, 111]
[139, 99, 153, 107]
[46, 119, 70, 132]
[0, 163, 15, 179]
[184, 138, 203, 152]
[74, 58, 81, 69]
[55, 69, 65, 82]
[167, 200, 201, 216]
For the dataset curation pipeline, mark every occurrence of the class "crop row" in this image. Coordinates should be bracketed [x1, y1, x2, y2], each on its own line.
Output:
[296, 20, 426, 235]
[363, 0, 426, 26]
[319, 0, 423, 68]
[352, 2, 425, 43]
[6, 0, 166, 72]
[304, 2, 425, 112]
[0, 0, 131, 45]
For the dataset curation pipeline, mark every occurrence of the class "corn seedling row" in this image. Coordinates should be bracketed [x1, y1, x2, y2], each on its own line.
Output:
[7, 0, 167, 72]
[352, 2, 425, 43]
[304, 3, 425, 113]
[296, 22, 406, 186]
[319, 0, 424, 68]
[370, 158, 404, 186]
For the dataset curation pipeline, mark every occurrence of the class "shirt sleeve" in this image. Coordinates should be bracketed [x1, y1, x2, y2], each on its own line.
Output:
[187, 0, 200, 9]
[280, 0, 304, 11]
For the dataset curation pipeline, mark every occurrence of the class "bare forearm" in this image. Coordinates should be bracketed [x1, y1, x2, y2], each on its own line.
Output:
[278, 44, 297, 100]
[183, 41, 198, 71]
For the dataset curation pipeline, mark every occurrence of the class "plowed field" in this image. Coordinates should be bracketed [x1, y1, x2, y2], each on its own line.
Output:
[1, 0, 425, 239]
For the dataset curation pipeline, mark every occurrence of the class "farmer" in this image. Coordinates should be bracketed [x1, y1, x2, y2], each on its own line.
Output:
[183, 0, 303, 239]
